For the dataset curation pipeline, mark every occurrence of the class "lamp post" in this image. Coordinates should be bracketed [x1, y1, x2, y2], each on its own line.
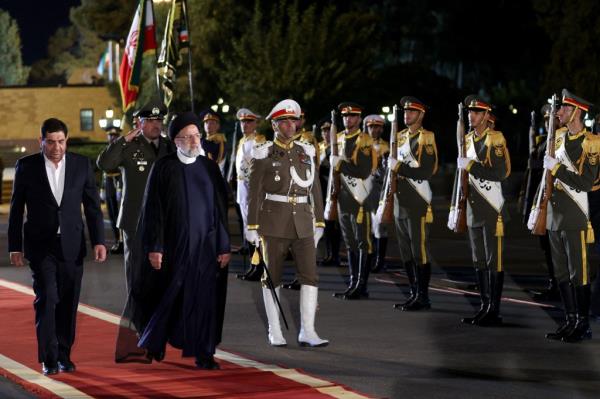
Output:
[99, 108, 122, 134]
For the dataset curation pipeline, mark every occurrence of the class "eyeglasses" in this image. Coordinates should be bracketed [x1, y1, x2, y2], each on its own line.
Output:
[175, 133, 202, 142]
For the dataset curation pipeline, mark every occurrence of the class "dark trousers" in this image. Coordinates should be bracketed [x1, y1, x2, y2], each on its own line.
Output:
[105, 177, 120, 242]
[30, 237, 83, 363]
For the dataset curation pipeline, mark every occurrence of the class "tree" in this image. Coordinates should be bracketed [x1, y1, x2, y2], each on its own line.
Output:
[0, 9, 29, 85]
[218, 0, 378, 119]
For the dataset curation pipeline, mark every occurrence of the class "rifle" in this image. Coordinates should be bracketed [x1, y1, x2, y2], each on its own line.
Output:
[226, 121, 239, 186]
[530, 94, 558, 235]
[324, 110, 340, 221]
[377, 104, 399, 224]
[452, 103, 468, 233]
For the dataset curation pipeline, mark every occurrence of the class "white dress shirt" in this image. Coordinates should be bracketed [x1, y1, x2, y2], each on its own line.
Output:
[44, 154, 66, 232]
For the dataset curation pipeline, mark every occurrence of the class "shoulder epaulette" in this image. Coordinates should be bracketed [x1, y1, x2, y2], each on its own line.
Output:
[254, 133, 266, 144]
[356, 132, 373, 148]
[417, 129, 436, 146]
[484, 130, 506, 148]
[251, 141, 273, 159]
[465, 131, 474, 141]
[582, 132, 600, 154]
[294, 140, 316, 158]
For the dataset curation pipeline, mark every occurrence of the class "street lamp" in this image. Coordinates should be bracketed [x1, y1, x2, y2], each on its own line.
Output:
[98, 108, 122, 133]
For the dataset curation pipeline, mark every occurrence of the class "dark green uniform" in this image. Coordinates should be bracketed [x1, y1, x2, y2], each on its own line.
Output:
[451, 94, 511, 327]
[334, 128, 377, 299]
[392, 126, 437, 310]
[97, 133, 175, 290]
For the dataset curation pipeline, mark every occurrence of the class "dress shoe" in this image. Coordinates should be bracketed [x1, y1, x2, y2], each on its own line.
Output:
[42, 362, 59, 376]
[58, 360, 76, 372]
[145, 350, 165, 362]
[110, 241, 124, 254]
[195, 356, 220, 370]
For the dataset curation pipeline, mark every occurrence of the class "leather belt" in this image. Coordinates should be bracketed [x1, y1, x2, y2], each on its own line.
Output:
[265, 193, 308, 204]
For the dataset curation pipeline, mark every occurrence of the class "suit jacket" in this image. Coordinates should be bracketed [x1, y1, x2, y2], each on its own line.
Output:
[8, 152, 105, 262]
[97, 134, 175, 232]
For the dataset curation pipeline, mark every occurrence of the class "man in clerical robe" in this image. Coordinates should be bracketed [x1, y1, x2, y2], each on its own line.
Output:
[135, 112, 231, 369]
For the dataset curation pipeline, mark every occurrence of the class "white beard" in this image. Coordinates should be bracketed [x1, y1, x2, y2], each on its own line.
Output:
[179, 146, 202, 158]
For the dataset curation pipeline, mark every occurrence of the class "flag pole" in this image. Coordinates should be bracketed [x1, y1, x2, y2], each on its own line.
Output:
[149, 0, 162, 104]
[182, 0, 195, 113]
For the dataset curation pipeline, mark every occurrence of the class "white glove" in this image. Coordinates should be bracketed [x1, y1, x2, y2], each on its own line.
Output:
[387, 157, 399, 171]
[330, 155, 344, 168]
[447, 209, 456, 230]
[375, 203, 385, 225]
[543, 155, 559, 171]
[314, 227, 324, 248]
[245, 229, 260, 247]
[457, 157, 473, 170]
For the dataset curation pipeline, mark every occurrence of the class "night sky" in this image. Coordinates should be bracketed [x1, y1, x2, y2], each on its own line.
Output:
[0, 0, 81, 64]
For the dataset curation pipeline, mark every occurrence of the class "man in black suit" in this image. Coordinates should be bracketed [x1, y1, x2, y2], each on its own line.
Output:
[8, 118, 106, 376]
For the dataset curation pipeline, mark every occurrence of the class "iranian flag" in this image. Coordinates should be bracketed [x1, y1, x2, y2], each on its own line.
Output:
[119, 0, 157, 112]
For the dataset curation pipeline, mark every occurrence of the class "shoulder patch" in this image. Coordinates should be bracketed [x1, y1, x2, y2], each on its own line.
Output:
[294, 140, 316, 158]
[417, 129, 436, 146]
[484, 130, 506, 148]
[583, 132, 600, 156]
[251, 141, 273, 159]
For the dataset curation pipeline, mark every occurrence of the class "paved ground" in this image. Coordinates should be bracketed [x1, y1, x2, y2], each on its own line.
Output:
[2, 199, 600, 398]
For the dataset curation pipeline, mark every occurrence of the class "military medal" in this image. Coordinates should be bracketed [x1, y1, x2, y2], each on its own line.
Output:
[274, 171, 281, 181]
[139, 166, 145, 171]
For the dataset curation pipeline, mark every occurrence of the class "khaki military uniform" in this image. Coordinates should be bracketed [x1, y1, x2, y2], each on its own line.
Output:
[247, 138, 325, 287]
[296, 129, 321, 168]
[547, 129, 599, 286]
[392, 128, 437, 265]
[97, 134, 175, 289]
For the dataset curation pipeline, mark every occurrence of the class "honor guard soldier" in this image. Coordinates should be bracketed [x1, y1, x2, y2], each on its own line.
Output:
[200, 109, 227, 175]
[102, 127, 124, 254]
[542, 90, 599, 342]
[452, 95, 510, 326]
[521, 104, 558, 300]
[295, 111, 321, 167]
[318, 119, 341, 266]
[235, 108, 266, 281]
[332, 102, 378, 300]
[245, 99, 328, 347]
[97, 99, 175, 296]
[385, 97, 437, 310]
[364, 114, 390, 273]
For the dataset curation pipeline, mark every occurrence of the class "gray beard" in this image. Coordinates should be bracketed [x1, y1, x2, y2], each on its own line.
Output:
[179, 146, 202, 158]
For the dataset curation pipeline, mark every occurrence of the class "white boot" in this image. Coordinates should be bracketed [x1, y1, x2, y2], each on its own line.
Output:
[262, 287, 287, 346]
[298, 285, 329, 347]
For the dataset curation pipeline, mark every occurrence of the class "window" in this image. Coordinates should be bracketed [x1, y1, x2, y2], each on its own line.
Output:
[80, 109, 94, 131]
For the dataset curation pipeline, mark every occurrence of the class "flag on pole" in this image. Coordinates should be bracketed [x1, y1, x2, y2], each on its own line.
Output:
[157, 0, 190, 108]
[119, 0, 157, 112]
[96, 46, 110, 76]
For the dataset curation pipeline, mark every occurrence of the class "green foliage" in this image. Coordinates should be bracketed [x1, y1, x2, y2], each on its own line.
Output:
[0, 10, 29, 85]
[534, 0, 600, 106]
[218, 0, 378, 118]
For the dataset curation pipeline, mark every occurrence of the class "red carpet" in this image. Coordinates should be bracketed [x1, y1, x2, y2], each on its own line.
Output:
[0, 280, 370, 398]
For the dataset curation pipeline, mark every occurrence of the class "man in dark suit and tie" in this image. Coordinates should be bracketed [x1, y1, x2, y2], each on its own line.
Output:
[8, 118, 106, 376]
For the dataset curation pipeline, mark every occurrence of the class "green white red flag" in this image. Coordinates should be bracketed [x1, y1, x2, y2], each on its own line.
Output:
[119, 0, 157, 112]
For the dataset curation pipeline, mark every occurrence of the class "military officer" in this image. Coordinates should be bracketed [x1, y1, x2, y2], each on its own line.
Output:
[246, 99, 328, 347]
[318, 119, 341, 266]
[235, 108, 266, 281]
[97, 99, 175, 297]
[102, 127, 124, 254]
[451, 95, 511, 326]
[385, 97, 438, 311]
[200, 109, 227, 174]
[364, 114, 390, 273]
[332, 102, 377, 300]
[541, 90, 599, 342]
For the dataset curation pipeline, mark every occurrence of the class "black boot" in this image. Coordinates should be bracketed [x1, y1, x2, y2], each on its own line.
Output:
[475, 271, 504, 326]
[461, 269, 490, 324]
[562, 284, 592, 343]
[343, 250, 370, 300]
[403, 263, 432, 311]
[371, 237, 388, 273]
[334, 251, 357, 298]
[283, 278, 301, 290]
[393, 261, 417, 309]
[546, 281, 577, 340]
